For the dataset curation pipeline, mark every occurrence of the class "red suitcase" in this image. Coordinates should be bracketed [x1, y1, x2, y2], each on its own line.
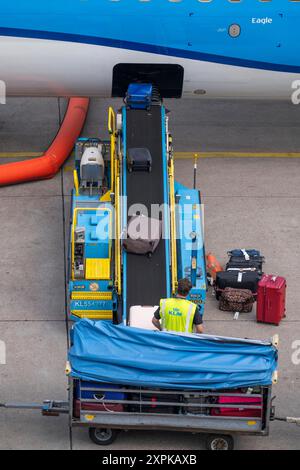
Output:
[256, 274, 286, 326]
[73, 399, 124, 418]
[211, 396, 262, 418]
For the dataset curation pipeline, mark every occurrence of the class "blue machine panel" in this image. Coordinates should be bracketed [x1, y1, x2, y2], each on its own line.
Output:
[175, 182, 207, 314]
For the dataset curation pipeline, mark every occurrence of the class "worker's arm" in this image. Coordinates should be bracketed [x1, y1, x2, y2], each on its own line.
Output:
[193, 307, 204, 334]
[152, 307, 162, 331]
[152, 316, 162, 331]
[195, 323, 204, 334]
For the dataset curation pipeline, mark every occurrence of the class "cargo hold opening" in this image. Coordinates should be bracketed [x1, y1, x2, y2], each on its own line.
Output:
[112, 64, 184, 98]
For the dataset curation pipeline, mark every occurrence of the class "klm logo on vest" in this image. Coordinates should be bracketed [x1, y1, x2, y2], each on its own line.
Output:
[168, 308, 183, 317]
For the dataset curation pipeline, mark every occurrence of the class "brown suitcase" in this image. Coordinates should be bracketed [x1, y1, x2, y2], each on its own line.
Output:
[219, 287, 255, 313]
[123, 215, 162, 255]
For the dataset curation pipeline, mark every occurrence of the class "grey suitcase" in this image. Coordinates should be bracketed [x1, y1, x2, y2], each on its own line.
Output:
[123, 215, 162, 255]
[127, 147, 152, 172]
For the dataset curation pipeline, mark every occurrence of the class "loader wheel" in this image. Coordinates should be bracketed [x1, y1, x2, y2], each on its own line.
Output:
[205, 434, 234, 451]
[88, 427, 118, 446]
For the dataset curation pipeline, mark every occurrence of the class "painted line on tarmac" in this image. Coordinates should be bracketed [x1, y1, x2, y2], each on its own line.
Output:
[175, 152, 300, 159]
[0, 152, 42, 158]
[63, 165, 74, 172]
[1, 151, 300, 169]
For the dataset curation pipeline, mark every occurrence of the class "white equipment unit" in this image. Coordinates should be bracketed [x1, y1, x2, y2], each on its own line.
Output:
[129, 305, 159, 330]
[80, 146, 104, 188]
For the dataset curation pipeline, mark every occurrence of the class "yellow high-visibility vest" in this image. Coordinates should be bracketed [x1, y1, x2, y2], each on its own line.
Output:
[159, 298, 197, 333]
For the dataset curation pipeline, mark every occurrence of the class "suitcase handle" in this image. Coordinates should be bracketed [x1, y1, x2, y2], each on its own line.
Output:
[93, 394, 105, 401]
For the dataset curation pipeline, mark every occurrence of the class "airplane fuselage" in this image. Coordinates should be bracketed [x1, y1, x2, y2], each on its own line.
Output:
[0, 1, 300, 98]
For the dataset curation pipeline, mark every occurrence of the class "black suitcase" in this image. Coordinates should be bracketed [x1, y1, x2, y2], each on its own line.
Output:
[226, 258, 264, 274]
[229, 252, 265, 271]
[127, 147, 152, 172]
[129, 393, 181, 414]
[216, 271, 260, 299]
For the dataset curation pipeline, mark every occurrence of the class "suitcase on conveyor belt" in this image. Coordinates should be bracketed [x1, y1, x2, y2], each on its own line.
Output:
[215, 270, 260, 299]
[127, 147, 152, 172]
[123, 215, 162, 256]
[126, 83, 153, 110]
[256, 274, 287, 325]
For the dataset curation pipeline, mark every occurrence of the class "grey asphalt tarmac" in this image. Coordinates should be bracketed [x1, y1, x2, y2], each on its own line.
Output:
[0, 98, 299, 450]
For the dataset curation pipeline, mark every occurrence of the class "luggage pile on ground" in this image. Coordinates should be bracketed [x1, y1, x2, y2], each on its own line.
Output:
[213, 249, 286, 325]
[215, 249, 264, 313]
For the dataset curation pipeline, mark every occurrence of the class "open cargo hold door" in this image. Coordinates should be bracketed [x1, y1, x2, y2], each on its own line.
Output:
[112, 64, 184, 98]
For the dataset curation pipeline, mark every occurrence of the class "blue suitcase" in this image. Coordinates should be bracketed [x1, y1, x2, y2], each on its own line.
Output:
[126, 83, 153, 110]
[75, 380, 126, 401]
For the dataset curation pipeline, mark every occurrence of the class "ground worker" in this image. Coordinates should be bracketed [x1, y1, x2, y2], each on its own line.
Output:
[152, 278, 204, 334]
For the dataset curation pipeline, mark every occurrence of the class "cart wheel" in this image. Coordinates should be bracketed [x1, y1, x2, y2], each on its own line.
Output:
[88, 427, 118, 446]
[205, 434, 234, 451]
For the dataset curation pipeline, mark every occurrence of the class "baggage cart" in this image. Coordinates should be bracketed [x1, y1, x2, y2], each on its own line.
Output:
[0, 325, 280, 451]
[0, 380, 276, 450]
[67, 379, 274, 450]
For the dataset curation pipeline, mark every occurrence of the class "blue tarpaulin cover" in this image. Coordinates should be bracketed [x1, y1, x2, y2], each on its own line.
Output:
[69, 320, 278, 390]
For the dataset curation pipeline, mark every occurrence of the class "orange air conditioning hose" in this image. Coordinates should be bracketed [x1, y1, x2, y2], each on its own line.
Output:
[0, 97, 89, 186]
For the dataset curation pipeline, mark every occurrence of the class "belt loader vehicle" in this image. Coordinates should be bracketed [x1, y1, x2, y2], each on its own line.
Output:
[69, 84, 207, 326]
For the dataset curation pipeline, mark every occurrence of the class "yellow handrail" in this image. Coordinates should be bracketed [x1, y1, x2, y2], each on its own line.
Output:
[114, 157, 122, 295]
[108, 106, 116, 135]
[108, 106, 121, 295]
[71, 207, 112, 280]
[73, 169, 79, 197]
[169, 159, 178, 295]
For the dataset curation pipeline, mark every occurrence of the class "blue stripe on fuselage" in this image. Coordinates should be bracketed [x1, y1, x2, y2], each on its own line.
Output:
[1, 26, 300, 74]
